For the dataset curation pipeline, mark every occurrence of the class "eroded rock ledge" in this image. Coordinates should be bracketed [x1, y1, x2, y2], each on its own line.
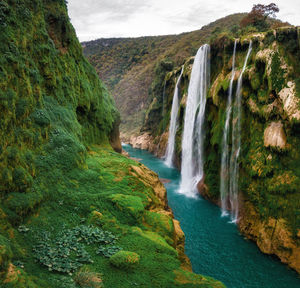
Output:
[128, 161, 192, 270]
[239, 201, 300, 274]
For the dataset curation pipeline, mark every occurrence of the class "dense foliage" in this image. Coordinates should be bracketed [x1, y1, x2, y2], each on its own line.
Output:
[240, 3, 280, 31]
[0, 0, 226, 287]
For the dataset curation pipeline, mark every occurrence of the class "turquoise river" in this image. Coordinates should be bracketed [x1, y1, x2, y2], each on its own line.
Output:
[123, 144, 300, 288]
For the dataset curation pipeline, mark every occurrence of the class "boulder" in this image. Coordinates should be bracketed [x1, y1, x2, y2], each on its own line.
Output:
[278, 81, 300, 121]
[197, 176, 208, 195]
[264, 121, 287, 150]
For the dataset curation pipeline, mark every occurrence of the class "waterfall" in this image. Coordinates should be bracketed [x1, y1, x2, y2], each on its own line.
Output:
[179, 44, 210, 197]
[162, 81, 167, 130]
[165, 66, 184, 167]
[220, 40, 237, 216]
[229, 41, 252, 222]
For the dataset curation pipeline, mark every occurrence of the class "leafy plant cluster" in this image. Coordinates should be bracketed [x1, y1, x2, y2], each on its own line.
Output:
[19, 225, 121, 275]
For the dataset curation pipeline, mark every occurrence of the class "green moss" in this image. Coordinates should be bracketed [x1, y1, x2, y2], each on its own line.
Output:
[109, 194, 145, 220]
[250, 72, 261, 91]
[109, 251, 140, 270]
[270, 52, 285, 93]
[143, 211, 174, 244]
[0, 234, 12, 272]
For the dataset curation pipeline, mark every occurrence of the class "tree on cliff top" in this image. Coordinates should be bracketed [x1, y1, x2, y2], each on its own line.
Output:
[240, 3, 279, 31]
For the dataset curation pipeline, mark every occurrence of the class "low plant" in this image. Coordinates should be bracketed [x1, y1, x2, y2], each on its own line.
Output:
[74, 267, 103, 288]
[109, 251, 140, 270]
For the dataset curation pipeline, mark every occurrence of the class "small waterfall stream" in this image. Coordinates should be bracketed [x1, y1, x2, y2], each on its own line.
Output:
[220, 40, 237, 216]
[179, 44, 210, 197]
[229, 41, 252, 222]
[162, 81, 167, 130]
[165, 66, 184, 167]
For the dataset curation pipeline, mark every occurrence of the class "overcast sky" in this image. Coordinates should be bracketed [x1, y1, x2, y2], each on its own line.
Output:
[68, 0, 299, 42]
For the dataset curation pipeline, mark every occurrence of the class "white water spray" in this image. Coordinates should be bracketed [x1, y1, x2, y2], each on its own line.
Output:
[165, 66, 184, 167]
[220, 40, 237, 216]
[179, 44, 210, 197]
[229, 41, 252, 222]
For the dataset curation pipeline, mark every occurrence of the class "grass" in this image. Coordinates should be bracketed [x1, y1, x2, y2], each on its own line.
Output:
[1, 146, 225, 287]
[0, 0, 224, 287]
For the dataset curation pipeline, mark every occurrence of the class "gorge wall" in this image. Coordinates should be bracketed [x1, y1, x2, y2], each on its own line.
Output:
[0, 1, 224, 287]
[131, 27, 300, 273]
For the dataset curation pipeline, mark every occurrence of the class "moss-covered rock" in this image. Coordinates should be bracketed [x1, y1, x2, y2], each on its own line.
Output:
[109, 251, 140, 270]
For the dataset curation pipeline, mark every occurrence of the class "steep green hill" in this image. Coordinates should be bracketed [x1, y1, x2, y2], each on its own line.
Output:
[0, 1, 224, 287]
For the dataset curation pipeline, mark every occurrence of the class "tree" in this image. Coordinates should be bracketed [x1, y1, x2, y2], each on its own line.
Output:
[240, 3, 279, 31]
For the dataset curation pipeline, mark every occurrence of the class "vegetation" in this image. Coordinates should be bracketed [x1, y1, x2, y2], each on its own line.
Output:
[133, 23, 300, 273]
[0, 0, 225, 287]
[240, 3, 280, 31]
[83, 12, 290, 136]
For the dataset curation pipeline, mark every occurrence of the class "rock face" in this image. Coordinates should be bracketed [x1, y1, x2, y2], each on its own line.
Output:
[124, 132, 169, 159]
[197, 176, 208, 196]
[128, 162, 191, 270]
[110, 118, 122, 153]
[278, 81, 300, 121]
[127, 27, 300, 274]
[239, 201, 300, 274]
[129, 164, 168, 208]
[264, 121, 287, 150]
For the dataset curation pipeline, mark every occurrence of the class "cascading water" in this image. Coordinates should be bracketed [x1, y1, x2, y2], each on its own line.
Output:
[179, 44, 210, 197]
[162, 81, 167, 130]
[164, 66, 184, 167]
[220, 40, 237, 216]
[229, 41, 252, 222]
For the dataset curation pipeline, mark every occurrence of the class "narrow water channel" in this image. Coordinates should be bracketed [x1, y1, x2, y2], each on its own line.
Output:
[123, 144, 300, 288]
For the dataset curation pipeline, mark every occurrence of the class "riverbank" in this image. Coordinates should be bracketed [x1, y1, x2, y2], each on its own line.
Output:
[123, 144, 300, 288]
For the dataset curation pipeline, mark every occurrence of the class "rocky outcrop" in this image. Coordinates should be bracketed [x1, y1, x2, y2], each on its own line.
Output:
[123, 132, 169, 159]
[278, 81, 300, 122]
[129, 133, 155, 150]
[263, 121, 287, 150]
[110, 118, 122, 153]
[239, 201, 300, 274]
[128, 162, 192, 270]
[129, 164, 168, 209]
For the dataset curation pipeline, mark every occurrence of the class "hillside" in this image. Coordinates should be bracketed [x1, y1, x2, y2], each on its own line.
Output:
[0, 1, 224, 287]
[83, 13, 288, 136]
[83, 13, 248, 134]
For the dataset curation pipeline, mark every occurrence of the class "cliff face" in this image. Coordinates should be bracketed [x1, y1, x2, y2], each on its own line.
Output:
[0, 1, 224, 287]
[136, 27, 300, 273]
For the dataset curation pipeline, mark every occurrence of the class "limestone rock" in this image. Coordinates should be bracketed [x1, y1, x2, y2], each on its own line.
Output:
[129, 164, 167, 208]
[255, 49, 275, 76]
[278, 81, 300, 121]
[264, 121, 287, 150]
[248, 98, 259, 113]
[197, 176, 208, 195]
[239, 201, 300, 274]
[130, 133, 153, 150]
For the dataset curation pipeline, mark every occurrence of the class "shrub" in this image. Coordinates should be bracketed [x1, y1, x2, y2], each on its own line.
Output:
[74, 267, 103, 288]
[109, 251, 140, 270]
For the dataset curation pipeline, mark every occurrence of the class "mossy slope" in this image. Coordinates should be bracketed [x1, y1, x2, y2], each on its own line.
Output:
[0, 0, 224, 287]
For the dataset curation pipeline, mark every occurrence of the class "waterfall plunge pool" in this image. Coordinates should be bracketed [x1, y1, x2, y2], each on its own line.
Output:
[122, 144, 300, 288]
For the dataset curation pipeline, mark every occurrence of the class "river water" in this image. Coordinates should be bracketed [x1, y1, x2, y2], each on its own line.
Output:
[123, 144, 300, 288]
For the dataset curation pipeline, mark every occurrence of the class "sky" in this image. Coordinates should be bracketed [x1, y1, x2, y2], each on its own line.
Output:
[67, 0, 300, 42]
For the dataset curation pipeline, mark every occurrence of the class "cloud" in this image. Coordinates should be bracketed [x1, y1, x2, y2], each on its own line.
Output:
[67, 0, 300, 41]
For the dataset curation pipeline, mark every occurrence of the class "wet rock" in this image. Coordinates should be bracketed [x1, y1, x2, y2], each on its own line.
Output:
[239, 201, 300, 274]
[197, 176, 208, 195]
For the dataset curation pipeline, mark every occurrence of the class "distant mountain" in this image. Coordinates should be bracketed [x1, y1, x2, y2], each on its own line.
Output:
[83, 13, 250, 134]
